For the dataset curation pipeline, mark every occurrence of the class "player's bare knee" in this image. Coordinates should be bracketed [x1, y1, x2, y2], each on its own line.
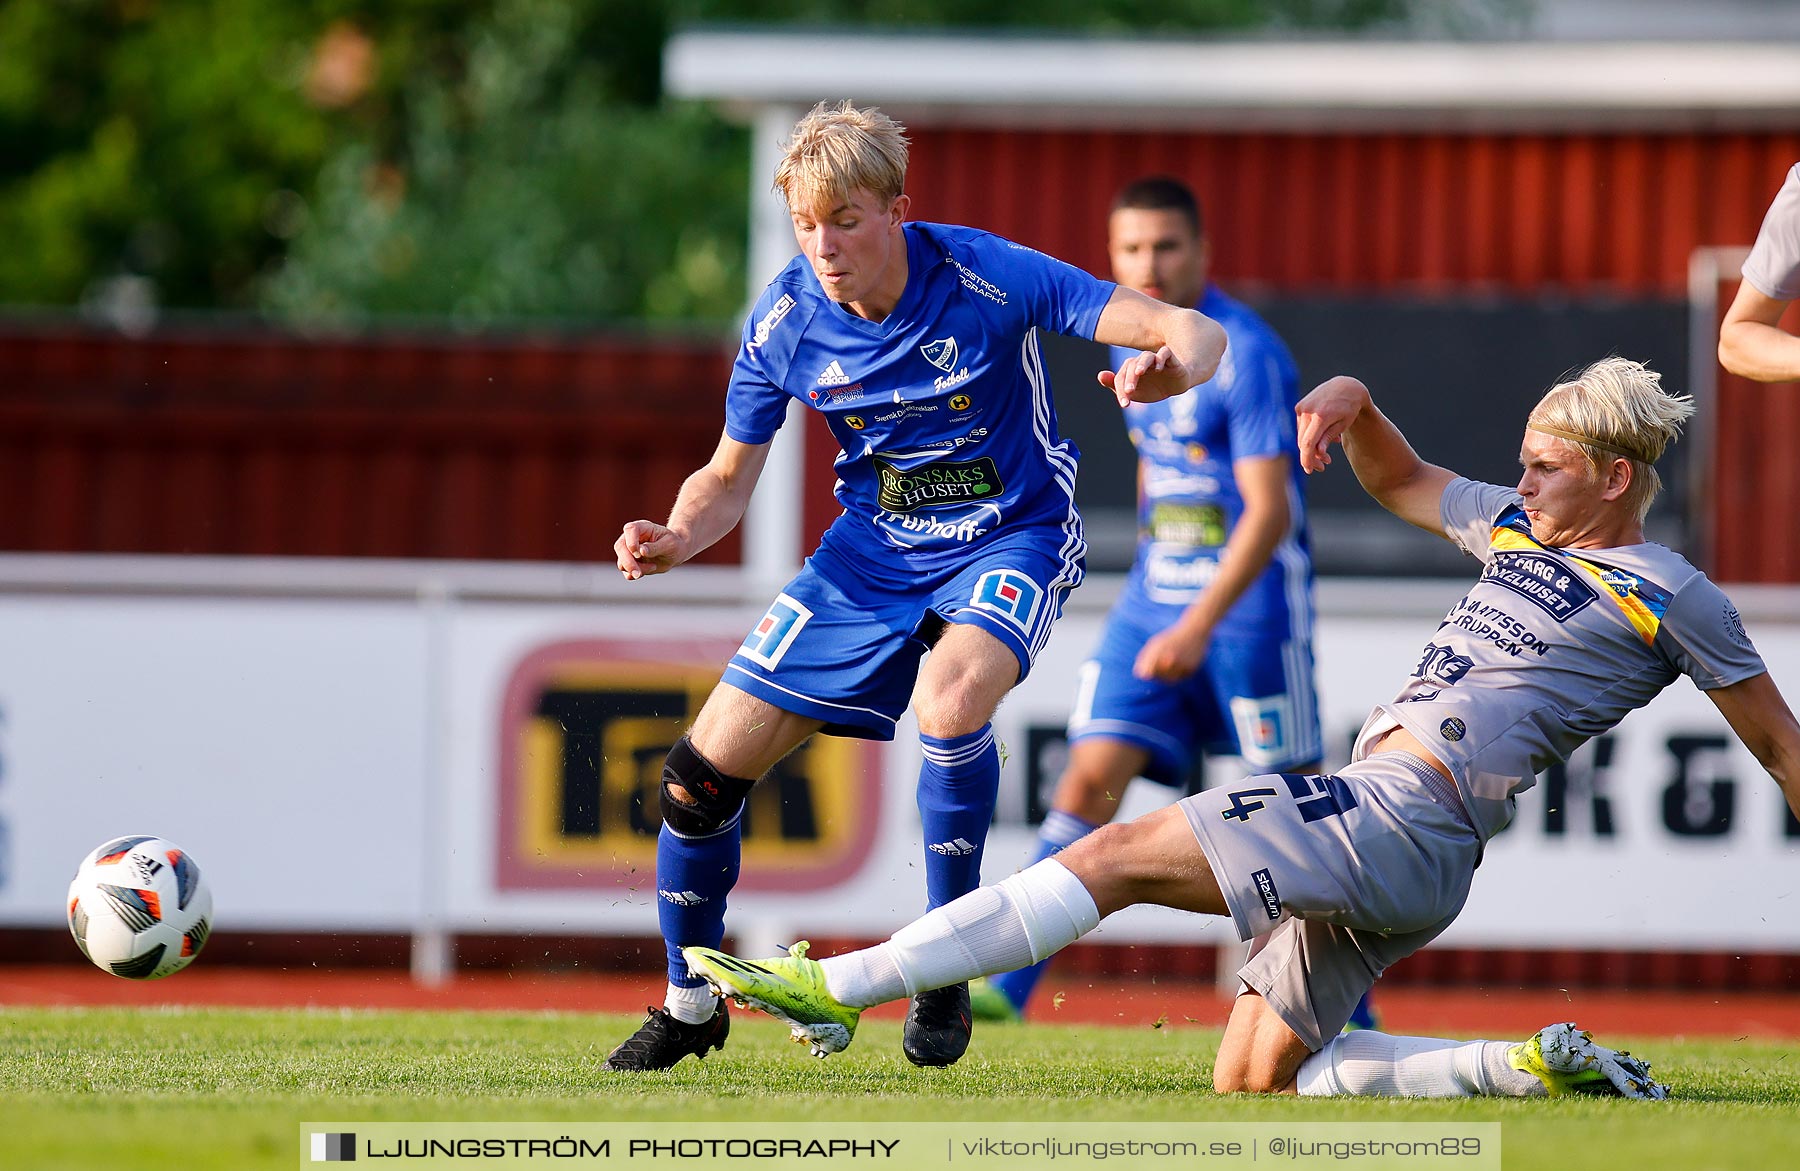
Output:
[1052, 767, 1122, 817]
[913, 690, 987, 740]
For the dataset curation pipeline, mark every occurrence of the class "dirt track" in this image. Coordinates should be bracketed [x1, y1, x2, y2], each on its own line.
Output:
[6, 965, 1798, 1041]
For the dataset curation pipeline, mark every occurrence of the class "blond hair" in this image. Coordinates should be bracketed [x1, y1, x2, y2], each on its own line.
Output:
[773, 101, 909, 212]
[1527, 357, 1695, 522]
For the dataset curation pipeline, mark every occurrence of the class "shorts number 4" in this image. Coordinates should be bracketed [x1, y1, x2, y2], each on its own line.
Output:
[1220, 773, 1359, 825]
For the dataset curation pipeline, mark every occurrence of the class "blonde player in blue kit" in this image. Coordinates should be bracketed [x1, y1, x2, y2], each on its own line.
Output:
[604, 102, 1227, 1071]
[687, 356, 1800, 1100]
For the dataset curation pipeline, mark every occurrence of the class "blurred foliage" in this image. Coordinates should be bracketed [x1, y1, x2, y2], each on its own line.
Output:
[0, 0, 1525, 329]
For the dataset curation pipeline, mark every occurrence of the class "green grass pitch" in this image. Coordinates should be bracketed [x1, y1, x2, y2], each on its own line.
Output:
[4, 1005, 1798, 1169]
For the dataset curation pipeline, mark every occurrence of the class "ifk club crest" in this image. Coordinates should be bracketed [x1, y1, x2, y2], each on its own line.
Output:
[496, 638, 881, 891]
[920, 336, 959, 372]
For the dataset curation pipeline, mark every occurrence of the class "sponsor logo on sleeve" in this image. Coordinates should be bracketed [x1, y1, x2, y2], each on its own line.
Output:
[1724, 604, 1753, 649]
[747, 293, 796, 353]
[945, 256, 1009, 304]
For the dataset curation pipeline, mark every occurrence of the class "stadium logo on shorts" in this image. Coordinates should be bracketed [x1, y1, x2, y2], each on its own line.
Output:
[740, 594, 813, 669]
[971, 570, 1043, 632]
[921, 336, 959, 372]
[1440, 718, 1467, 742]
[1251, 868, 1282, 921]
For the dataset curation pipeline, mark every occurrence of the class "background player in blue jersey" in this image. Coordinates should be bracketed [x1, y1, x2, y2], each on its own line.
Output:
[604, 102, 1227, 1071]
[972, 176, 1351, 1024]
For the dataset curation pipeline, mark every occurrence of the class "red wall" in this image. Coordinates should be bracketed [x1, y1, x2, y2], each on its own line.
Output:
[0, 325, 736, 563]
[907, 128, 1800, 293]
[5, 130, 1798, 576]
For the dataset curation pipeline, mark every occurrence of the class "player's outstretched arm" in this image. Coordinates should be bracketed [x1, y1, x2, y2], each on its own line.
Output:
[614, 432, 772, 580]
[1718, 281, 1800, 383]
[1706, 671, 1800, 824]
[1296, 375, 1456, 535]
[1092, 286, 1227, 407]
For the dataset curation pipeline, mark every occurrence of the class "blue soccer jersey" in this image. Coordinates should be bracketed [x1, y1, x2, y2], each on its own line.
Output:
[1110, 285, 1313, 638]
[726, 222, 1117, 576]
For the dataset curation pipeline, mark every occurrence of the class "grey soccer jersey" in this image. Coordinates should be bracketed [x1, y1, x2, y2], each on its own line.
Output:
[1360, 478, 1766, 841]
[1743, 163, 1800, 301]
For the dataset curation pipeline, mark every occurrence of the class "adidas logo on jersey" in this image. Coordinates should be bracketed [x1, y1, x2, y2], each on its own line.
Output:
[817, 360, 851, 387]
[927, 838, 979, 857]
[658, 889, 707, 907]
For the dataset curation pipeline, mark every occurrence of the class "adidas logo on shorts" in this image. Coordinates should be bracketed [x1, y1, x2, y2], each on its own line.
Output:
[927, 838, 979, 856]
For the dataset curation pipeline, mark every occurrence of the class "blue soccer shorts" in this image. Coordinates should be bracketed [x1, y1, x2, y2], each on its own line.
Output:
[721, 526, 1082, 741]
[1066, 604, 1321, 783]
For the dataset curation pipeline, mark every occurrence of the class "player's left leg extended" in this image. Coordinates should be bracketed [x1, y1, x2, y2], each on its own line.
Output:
[687, 802, 1230, 1056]
[976, 738, 1146, 1021]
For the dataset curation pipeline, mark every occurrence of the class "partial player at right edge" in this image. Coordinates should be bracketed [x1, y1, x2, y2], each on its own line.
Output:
[686, 356, 1800, 1100]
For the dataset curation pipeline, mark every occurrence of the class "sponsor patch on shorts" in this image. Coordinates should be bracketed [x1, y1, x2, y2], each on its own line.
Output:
[970, 569, 1044, 632]
[1251, 867, 1282, 921]
[1229, 695, 1294, 766]
[739, 593, 812, 669]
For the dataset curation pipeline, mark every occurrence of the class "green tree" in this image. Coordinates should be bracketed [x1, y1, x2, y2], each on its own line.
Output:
[0, 0, 1527, 328]
[264, 0, 745, 329]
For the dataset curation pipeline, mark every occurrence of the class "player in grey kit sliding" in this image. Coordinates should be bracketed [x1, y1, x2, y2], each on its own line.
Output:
[686, 356, 1800, 1098]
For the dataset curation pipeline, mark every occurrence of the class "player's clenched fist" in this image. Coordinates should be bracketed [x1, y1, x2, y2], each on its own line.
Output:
[615, 520, 685, 580]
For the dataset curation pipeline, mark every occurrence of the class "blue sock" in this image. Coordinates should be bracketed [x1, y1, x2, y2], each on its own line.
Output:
[656, 814, 743, 990]
[987, 809, 1101, 1012]
[1345, 990, 1381, 1032]
[916, 725, 1001, 910]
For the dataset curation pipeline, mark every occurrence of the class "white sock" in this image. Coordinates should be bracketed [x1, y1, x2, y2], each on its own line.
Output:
[821, 859, 1101, 1006]
[1295, 1032, 1546, 1098]
[663, 981, 720, 1025]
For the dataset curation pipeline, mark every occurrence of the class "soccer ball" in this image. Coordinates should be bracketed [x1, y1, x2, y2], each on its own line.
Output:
[66, 835, 213, 979]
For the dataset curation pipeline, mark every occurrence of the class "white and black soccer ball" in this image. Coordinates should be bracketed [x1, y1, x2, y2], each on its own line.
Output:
[67, 836, 213, 980]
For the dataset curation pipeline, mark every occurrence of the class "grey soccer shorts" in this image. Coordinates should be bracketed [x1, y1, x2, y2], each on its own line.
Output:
[1179, 752, 1482, 1050]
